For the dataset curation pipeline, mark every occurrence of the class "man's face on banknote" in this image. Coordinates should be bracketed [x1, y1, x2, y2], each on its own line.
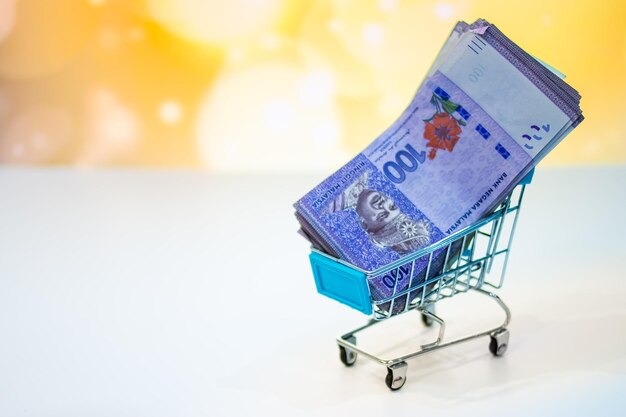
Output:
[356, 190, 400, 234]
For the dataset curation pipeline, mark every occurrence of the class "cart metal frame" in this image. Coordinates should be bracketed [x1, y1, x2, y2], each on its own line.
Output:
[337, 287, 511, 390]
[310, 176, 530, 390]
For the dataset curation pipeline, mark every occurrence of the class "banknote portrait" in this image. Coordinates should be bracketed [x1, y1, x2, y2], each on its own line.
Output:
[329, 172, 431, 255]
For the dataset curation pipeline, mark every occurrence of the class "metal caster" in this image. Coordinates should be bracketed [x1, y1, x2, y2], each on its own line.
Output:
[385, 362, 408, 391]
[489, 328, 509, 357]
[339, 336, 357, 366]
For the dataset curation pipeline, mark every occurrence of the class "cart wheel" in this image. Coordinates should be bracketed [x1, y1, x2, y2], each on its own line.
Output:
[421, 313, 433, 327]
[385, 362, 408, 391]
[338, 335, 357, 367]
[489, 329, 510, 357]
[339, 346, 357, 366]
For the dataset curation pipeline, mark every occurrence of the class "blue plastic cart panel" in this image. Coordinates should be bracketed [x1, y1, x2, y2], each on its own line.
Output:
[309, 252, 371, 315]
[520, 168, 534, 184]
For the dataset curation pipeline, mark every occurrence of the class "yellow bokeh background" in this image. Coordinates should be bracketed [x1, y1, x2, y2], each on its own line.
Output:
[0, 0, 623, 170]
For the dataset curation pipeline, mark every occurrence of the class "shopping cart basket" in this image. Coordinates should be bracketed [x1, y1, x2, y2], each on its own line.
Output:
[308, 170, 533, 390]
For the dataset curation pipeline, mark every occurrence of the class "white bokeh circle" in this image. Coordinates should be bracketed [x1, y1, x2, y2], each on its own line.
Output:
[0, 106, 73, 164]
[79, 88, 141, 166]
[196, 42, 348, 172]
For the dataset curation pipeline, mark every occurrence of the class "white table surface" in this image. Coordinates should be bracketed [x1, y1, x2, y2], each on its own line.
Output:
[1, 166, 625, 416]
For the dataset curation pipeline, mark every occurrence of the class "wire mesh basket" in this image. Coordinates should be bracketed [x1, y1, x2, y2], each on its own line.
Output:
[308, 171, 532, 390]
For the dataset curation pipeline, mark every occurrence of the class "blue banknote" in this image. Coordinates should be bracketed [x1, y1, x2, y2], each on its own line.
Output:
[296, 19, 583, 312]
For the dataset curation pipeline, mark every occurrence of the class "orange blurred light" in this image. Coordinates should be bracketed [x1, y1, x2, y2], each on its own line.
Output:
[0, 0, 98, 79]
[0, 0, 16, 44]
[147, 0, 285, 45]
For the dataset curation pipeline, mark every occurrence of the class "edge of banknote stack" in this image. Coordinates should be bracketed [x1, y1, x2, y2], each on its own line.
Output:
[294, 18, 584, 316]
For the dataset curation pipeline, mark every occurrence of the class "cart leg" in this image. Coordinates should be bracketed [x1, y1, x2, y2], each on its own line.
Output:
[489, 328, 509, 357]
[419, 308, 446, 349]
[420, 304, 435, 327]
[338, 335, 357, 366]
[385, 362, 408, 391]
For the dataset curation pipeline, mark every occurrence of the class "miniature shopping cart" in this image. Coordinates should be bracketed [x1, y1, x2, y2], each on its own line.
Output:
[308, 170, 533, 390]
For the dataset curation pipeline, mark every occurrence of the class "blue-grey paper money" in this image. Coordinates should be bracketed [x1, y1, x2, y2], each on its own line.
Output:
[295, 19, 583, 313]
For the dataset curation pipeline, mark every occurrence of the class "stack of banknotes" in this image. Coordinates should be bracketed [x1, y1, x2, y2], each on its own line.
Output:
[295, 19, 583, 313]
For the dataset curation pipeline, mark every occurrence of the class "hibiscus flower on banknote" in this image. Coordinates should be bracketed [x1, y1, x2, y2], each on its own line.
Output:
[423, 93, 466, 159]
